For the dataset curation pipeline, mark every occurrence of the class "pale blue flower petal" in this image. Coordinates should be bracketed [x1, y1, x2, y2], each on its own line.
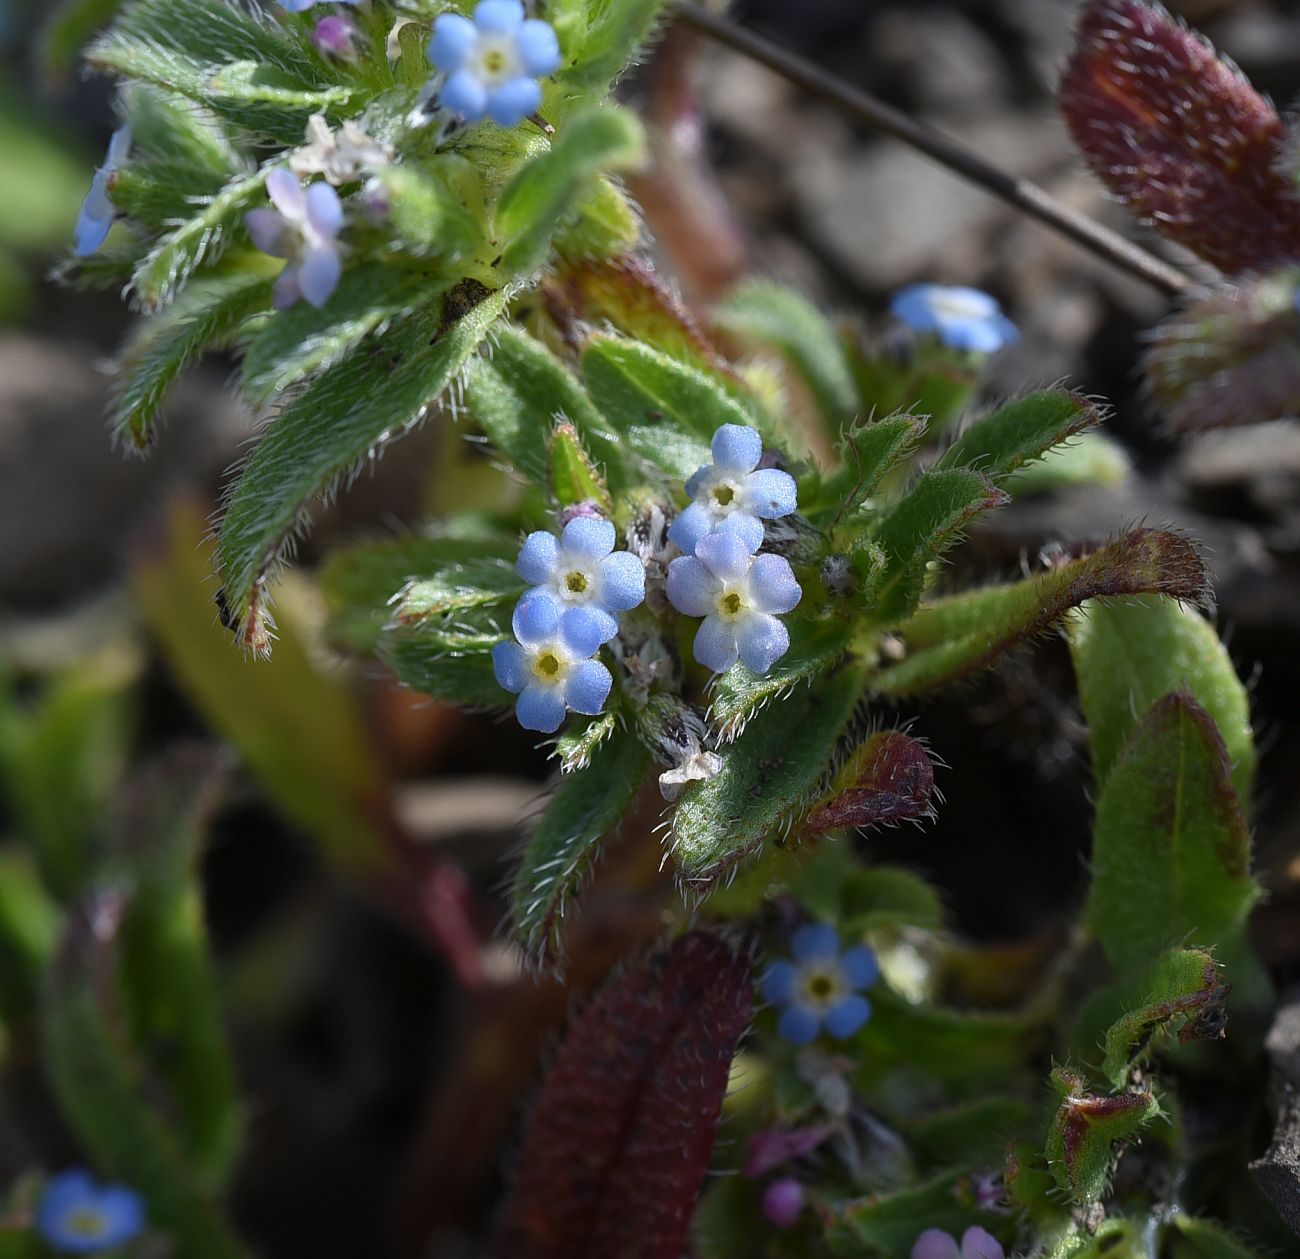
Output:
[748, 554, 801, 615]
[513, 591, 561, 645]
[666, 556, 717, 618]
[105, 124, 132, 166]
[306, 180, 343, 236]
[735, 611, 789, 673]
[666, 501, 714, 556]
[516, 684, 566, 733]
[823, 994, 871, 1039]
[271, 264, 302, 310]
[912, 1230, 962, 1259]
[517, 531, 559, 584]
[560, 604, 614, 653]
[694, 615, 738, 673]
[245, 207, 291, 256]
[960, 1227, 1005, 1259]
[891, 284, 1017, 353]
[561, 515, 615, 560]
[684, 465, 709, 498]
[474, 0, 525, 34]
[492, 640, 527, 693]
[760, 959, 798, 1004]
[711, 422, 762, 472]
[791, 922, 839, 962]
[744, 467, 798, 519]
[597, 551, 645, 611]
[429, 12, 477, 71]
[486, 76, 542, 127]
[777, 1004, 821, 1045]
[266, 167, 306, 218]
[695, 530, 754, 582]
[442, 68, 489, 120]
[714, 511, 765, 554]
[279, 0, 318, 11]
[840, 945, 878, 989]
[565, 658, 612, 715]
[298, 245, 341, 307]
[517, 18, 562, 75]
[72, 202, 112, 256]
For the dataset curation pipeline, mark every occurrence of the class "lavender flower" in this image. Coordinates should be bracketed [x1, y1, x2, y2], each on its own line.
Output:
[890, 284, 1019, 353]
[245, 168, 343, 309]
[666, 532, 801, 674]
[492, 593, 612, 733]
[73, 126, 131, 257]
[37, 1170, 144, 1255]
[668, 423, 798, 557]
[912, 1227, 1004, 1259]
[429, 1, 561, 127]
[312, 14, 359, 59]
[762, 1178, 805, 1229]
[516, 516, 645, 646]
[760, 924, 877, 1045]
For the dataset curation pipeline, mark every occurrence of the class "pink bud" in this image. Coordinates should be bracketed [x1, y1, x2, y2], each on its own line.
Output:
[312, 14, 359, 60]
[556, 500, 607, 528]
[762, 1178, 805, 1229]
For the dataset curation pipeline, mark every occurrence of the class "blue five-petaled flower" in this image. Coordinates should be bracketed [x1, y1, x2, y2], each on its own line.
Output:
[890, 284, 1019, 353]
[73, 126, 131, 257]
[761, 924, 878, 1045]
[36, 1170, 145, 1255]
[667, 423, 798, 557]
[245, 168, 344, 309]
[666, 532, 801, 674]
[430, 1, 562, 128]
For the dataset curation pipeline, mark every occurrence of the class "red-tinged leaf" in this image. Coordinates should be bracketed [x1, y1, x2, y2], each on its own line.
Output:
[802, 730, 937, 835]
[499, 932, 753, 1259]
[1144, 272, 1300, 429]
[1060, 0, 1300, 274]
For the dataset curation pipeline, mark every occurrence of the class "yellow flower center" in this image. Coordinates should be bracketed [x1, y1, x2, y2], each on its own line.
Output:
[565, 570, 589, 594]
[801, 968, 843, 1009]
[712, 483, 736, 507]
[64, 1209, 109, 1239]
[533, 651, 562, 680]
[718, 590, 744, 618]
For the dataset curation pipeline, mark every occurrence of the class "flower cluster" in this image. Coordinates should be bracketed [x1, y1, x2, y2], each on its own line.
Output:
[494, 517, 645, 733]
[666, 424, 802, 674]
[761, 924, 878, 1045]
[37, 1170, 144, 1255]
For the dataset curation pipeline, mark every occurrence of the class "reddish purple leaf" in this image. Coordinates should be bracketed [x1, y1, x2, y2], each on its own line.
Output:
[802, 731, 937, 835]
[1060, 0, 1300, 274]
[498, 932, 753, 1259]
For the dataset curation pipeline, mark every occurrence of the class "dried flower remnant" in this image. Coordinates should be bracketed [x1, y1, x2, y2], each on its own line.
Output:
[291, 115, 391, 185]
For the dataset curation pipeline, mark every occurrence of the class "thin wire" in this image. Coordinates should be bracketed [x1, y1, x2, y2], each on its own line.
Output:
[673, 2, 1193, 299]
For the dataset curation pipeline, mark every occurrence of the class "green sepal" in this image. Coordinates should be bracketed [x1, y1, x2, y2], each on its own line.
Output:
[937, 389, 1100, 480]
[1087, 692, 1257, 973]
[1044, 1066, 1159, 1203]
[554, 712, 619, 774]
[122, 84, 239, 175]
[1068, 596, 1255, 803]
[550, 420, 612, 513]
[556, 0, 671, 92]
[511, 728, 649, 963]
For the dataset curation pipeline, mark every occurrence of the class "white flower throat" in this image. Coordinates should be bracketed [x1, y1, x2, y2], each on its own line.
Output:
[472, 36, 522, 86]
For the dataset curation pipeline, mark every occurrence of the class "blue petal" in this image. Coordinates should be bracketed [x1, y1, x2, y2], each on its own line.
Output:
[666, 501, 713, 556]
[564, 658, 612, 715]
[492, 640, 527, 693]
[561, 515, 615, 560]
[104, 125, 132, 167]
[890, 283, 944, 332]
[684, 464, 710, 498]
[710, 422, 762, 472]
[694, 615, 738, 673]
[744, 468, 797, 519]
[516, 684, 565, 733]
[560, 604, 615, 653]
[513, 591, 561, 645]
[37, 1172, 96, 1220]
[695, 530, 754, 582]
[790, 922, 839, 962]
[442, 68, 488, 121]
[72, 206, 111, 257]
[245, 208, 291, 257]
[279, 0, 318, 10]
[597, 551, 645, 612]
[665, 556, 716, 618]
[517, 530, 559, 584]
[271, 264, 302, 310]
[748, 553, 801, 615]
[735, 611, 789, 674]
[936, 285, 1000, 316]
[823, 994, 871, 1039]
[474, 0, 524, 33]
[96, 1188, 145, 1245]
[840, 945, 878, 989]
[960, 1227, 1005, 1259]
[912, 1229, 962, 1259]
[429, 12, 477, 71]
[714, 511, 765, 554]
[777, 1004, 821, 1045]
[298, 245, 341, 308]
[760, 959, 798, 1004]
[266, 166, 306, 217]
[516, 18, 561, 76]
[486, 76, 542, 127]
[306, 181, 343, 236]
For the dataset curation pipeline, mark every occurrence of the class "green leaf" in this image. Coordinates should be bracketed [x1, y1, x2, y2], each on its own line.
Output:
[875, 530, 1209, 696]
[495, 106, 645, 275]
[899, 1095, 1036, 1171]
[124, 84, 239, 175]
[1044, 1067, 1158, 1203]
[1069, 596, 1255, 803]
[108, 159, 230, 229]
[389, 558, 524, 625]
[937, 389, 1099, 479]
[793, 858, 944, 934]
[217, 284, 506, 648]
[550, 420, 612, 511]
[380, 615, 505, 708]
[1087, 692, 1257, 973]
[553, 175, 642, 260]
[372, 157, 485, 261]
[466, 324, 621, 485]
[0, 851, 59, 1022]
[134, 501, 392, 878]
[715, 281, 858, 436]
[801, 731, 938, 836]
[871, 468, 1007, 624]
[240, 265, 434, 405]
[1165, 1216, 1275, 1259]
[41, 0, 128, 80]
[809, 413, 926, 524]
[43, 895, 251, 1259]
[512, 729, 649, 961]
[671, 664, 866, 888]
[111, 271, 271, 450]
[320, 531, 514, 654]
[557, 0, 670, 91]
[832, 1169, 1007, 1257]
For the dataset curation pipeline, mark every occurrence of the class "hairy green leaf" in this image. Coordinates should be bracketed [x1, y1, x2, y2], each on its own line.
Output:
[832, 1169, 1006, 1256]
[1165, 1216, 1275, 1259]
[937, 389, 1100, 479]
[380, 612, 505, 708]
[557, 0, 671, 92]
[810, 413, 926, 524]
[41, 0, 128, 79]
[555, 712, 619, 774]
[390, 558, 523, 625]
[550, 420, 612, 511]
[1045, 1067, 1158, 1204]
